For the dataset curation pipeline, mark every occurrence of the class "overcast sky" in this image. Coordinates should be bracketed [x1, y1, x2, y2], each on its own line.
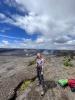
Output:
[0, 0, 75, 49]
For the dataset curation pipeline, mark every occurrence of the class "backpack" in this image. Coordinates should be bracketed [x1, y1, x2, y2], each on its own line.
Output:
[58, 79, 68, 87]
[68, 79, 75, 88]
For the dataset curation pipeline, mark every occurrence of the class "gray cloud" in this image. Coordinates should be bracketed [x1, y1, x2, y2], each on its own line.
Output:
[1, 0, 75, 49]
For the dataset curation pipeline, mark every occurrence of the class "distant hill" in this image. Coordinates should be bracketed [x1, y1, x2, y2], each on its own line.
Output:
[0, 48, 75, 56]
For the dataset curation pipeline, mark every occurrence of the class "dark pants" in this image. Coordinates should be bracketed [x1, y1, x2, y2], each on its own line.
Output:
[37, 67, 45, 89]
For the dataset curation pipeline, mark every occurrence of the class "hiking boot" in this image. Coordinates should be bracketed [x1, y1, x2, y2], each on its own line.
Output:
[41, 91, 44, 96]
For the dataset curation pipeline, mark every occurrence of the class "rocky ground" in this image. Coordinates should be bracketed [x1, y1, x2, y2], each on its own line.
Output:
[0, 56, 36, 100]
[0, 55, 75, 100]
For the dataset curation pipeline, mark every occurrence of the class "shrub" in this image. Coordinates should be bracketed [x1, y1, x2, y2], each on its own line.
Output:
[64, 61, 72, 67]
[28, 60, 36, 66]
[20, 80, 31, 92]
[63, 56, 73, 67]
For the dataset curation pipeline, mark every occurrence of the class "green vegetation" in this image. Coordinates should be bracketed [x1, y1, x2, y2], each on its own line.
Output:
[28, 60, 36, 66]
[19, 77, 36, 93]
[19, 80, 31, 92]
[63, 56, 73, 67]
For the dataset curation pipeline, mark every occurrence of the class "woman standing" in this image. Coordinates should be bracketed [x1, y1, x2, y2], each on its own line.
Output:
[36, 53, 45, 95]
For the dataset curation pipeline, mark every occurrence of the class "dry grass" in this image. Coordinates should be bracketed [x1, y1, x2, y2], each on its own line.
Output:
[19, 80, 31, 92]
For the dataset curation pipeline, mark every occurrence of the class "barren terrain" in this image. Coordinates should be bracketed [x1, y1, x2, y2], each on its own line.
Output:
[0, 55, 75, 100]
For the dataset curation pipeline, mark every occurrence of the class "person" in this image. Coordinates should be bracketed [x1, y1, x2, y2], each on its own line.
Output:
[36, 53, 45, 95]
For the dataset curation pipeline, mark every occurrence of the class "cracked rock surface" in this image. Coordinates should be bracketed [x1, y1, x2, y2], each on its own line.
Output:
[0, 55, 75, 100]
[0, 56, 36, 100]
